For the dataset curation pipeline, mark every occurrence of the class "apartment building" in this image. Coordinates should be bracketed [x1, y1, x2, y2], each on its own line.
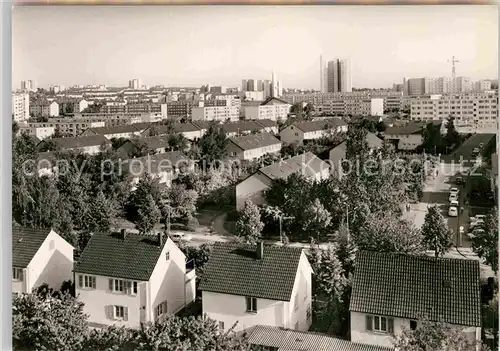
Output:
[12, 92, 30, 122]
[200, 242, 313, 332]
[74, 231, 195, 329]
[73, 112, 164, 126]
[474, 80, 492, 92]
[244, 97, 291, 121]
[28, 119, 105, 137]
[410, 92, 498, 133]
[12, 227, 74, 295]
[30, 100, 60, 118]
[18, 124, 55, 140]
[101, 102, 167, 118]
[191, 104, 239, 122]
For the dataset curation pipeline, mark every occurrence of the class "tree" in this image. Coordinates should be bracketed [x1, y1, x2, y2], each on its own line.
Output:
[164, 184, 198, 221]
[129, 136, 151, 158]
[421, 205, 453, 257]
[235, 200, 264, 244]
[308, 243, 346, 301]
[471, 207, 498, 272]
[136, 194, 161, 234]
[12, 290, 89, 351]
[393, 317, 484, 351]
[87, 190, 118, 233]
[444, 116, 460, 150]
[167, 133, 189, 151]
[84, 326, 132, 351]
[197, 125, 228, 163]
[179, 243, 213, 281]
[302, 198, 332, 240]
[354, 212, 423, 254]
[304, 103, 315, 119]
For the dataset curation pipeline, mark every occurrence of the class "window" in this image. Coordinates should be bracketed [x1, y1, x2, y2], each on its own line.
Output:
[166, 252, 170, 261]
[109, 279, 125, 293]
[366, 315, 394, 334]
[12, 268, 23, 281]
[410, 320, 417, 330]
[245, 297, 257, 313]
[218, 321, 224, 330]
[114, 305, 128, 320]
[79, 275, 96, 289]
[155, 301, 167, 319]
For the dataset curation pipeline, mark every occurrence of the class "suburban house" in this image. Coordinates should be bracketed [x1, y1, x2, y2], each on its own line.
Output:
[58, 98, 89, 115]
[227, 133, 282, 161]
[80, 124, 147, 140]
[199, 242, 313, 333]
[18, 123, 55, 140]
[30, 100, 59, 117]
[247, 325, 393, 351]
[279, 119, 348, 144]
[123, 151, 192, 189]
[219, 121, 266, 138]
[140, 122, 205, 140]
[244, 97, 292, 121]
[329, 132, 383, 175]
[117, 135, 170, 157]
[254, 119, 279, 134]
[12, 227, 74, 295]
[37, 135, 111, 155]
[383, 123, 423, 151]
[349, 251, 481, 350]
[73, 231, 196, 329]
[235, 152, 330, 210]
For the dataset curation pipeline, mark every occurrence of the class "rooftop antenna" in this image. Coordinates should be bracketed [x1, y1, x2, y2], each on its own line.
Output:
[448, 56, 460, 79]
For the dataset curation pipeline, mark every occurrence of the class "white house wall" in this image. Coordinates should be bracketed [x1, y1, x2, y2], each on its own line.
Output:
[279, 125, 304, 144]
[202, 291, 285, 332]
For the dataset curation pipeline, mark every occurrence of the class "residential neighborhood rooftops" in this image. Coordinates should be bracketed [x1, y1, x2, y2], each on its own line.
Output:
[13, 227, 52, 268]
[254, 119, 278, 128]
[385, 123, 422, 135]
[290, 119, 347, 133]
[123, 151, 190, 175]
[259, 152, 329, 181]
[260, 97, 290, 105]
[349, 251, 481, 327]
[329, 132, 382, 164]
[199, 242, 303, 301]
[39, 135, 111, 150]
[229, 133, 281, 151]
[83, 124, 144, 136]
[247, 325, 393, 351]
[74, 232, 166, 281]
[219, 121, 263, 134]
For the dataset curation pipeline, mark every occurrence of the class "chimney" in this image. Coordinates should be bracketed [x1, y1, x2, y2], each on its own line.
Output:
[157, 232, 164, 246]
[120, 229, 127, 240]
[256, 241, 264, 259]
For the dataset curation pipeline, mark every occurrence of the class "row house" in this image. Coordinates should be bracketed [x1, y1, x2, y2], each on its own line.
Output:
[279, 119, 348, 144]
[219, 120, 267, 138]
[191, 104, 240, 122]
[117, 135, 171, 157]
[74, 231, 196, 329]
[12, 227, 74, 296]
[30, 100, 59, 117]
[350, 251, 481, 350]
[37, 135, 112, 155]
[383, 122, 423, 151]
[27, 119, 105, 137]
[235, 152, 330, 210]
[101, 102, 168, 119]
[18, 124, 55, 140]
[244, 97, 292, 121]
[80, 124, 148, 140]
[199, 242, 313, 333]
[227, 133, 282, 161]
[58, 98, 89, 115]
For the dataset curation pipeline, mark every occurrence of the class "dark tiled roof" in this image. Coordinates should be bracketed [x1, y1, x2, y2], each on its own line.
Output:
[385, 123, 422, 135]
[124, 151, 190, 175]
[229, 133, 281, 151]
[247, 325, 393, 351]
[260, 97, 290, 106]
[259, 152, 329, 181]
[254, 119, 278, 128]
[350, 251, 481, 327]
[220, 121, 263, 134]
[44, 135, 111, 150]
[191, 121, 212, 130]
[138, 135, 170, 150]
[199, 243, 303, 301]
[329, 132, 382, 163]
[74, 232, 165, 281]
[173, 122, 201, 133]
[85, 124, 144, 136]
[13, 227, 51, 268]
[293, 119, 346, 133]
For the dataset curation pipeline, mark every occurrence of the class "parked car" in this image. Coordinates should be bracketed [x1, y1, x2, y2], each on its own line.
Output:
[455, 176, 464, 185]
[469, 219, 485, 229]
[449, 187, 459, 195]
[449, 193, 458, 203]
[448, 206, 458, 217]
[467, 228, 485, 239]
[470, 215, 487, 222]
[450, 200, 459, 208]
[170, 232, 192, 242]
[472, 148, 480, 156]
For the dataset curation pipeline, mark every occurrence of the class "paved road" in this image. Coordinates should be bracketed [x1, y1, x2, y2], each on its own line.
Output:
[441, 133, 495, 164]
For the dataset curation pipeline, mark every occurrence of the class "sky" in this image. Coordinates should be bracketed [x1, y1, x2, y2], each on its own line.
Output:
[12, 5, 498, 90]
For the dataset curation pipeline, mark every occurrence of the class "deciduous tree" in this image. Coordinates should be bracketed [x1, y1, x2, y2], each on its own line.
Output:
[471, 207, 498, 272]
[136, 194, 161, 234]
[235, 200, 264, 244]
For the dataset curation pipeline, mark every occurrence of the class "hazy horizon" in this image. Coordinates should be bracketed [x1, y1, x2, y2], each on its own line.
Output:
[12, 5, 498, 90]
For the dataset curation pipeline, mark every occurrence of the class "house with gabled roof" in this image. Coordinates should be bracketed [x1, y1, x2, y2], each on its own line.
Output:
[218, 120, 265, 138]
[199, 242, 313, 333]
[279, 119, 348, 144]
[244, 97, 292, 121]
[227, 133, 282, 161]
[247, 325, 393, 351]
[12, 227, 74, 295]
[36, 135, 111, 155]
[254, 119, 279, 134]
[80, 124, 146, 140]
[235, 152, 330, 210]
[383, 122, 423, 151]
[349, 251, 482, 349]
[74, 231, 196, 329]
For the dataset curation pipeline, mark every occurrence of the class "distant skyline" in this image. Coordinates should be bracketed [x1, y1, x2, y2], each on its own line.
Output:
[12, 5, 498, 90]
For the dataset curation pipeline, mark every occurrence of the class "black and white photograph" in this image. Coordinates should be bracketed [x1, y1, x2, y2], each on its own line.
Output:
[6, 4, 499, 351]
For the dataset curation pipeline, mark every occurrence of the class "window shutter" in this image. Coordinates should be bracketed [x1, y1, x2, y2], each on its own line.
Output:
[366, 315, 373, 331]
[19, 270, 24, 282]
[126, 281, 132, 294]
[388, 318, 394, 334]
[254, 298, 257, 311]
[124, 307, 128, 321]
[78, 275, 83, 288]
[109, 279, 113, 291]
[92, 276, 96, 289]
